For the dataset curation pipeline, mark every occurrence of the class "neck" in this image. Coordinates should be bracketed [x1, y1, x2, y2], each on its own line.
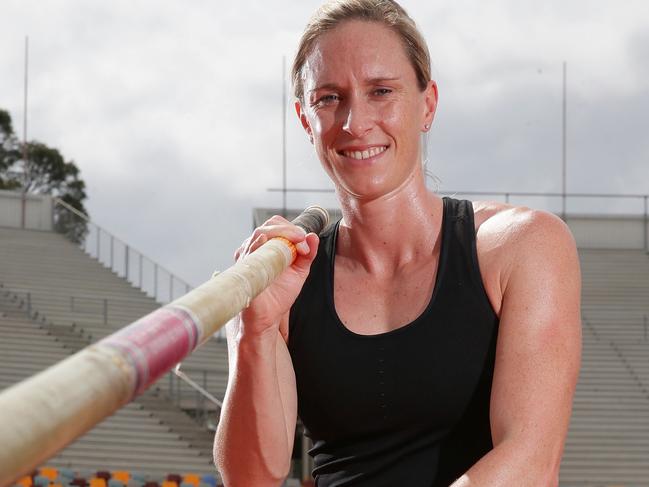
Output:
[335, 168, 443, 275]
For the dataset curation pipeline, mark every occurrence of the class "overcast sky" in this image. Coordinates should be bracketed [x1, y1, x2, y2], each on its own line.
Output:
[1, 0, 648, 287]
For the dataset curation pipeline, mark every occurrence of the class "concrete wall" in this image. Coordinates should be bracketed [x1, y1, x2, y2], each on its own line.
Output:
[567, 214, 648, 250]
[0, 190, 53, 231]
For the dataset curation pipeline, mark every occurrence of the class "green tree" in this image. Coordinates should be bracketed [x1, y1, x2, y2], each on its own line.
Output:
[0, 110, 21, 189]
[0, 108, 89, 243]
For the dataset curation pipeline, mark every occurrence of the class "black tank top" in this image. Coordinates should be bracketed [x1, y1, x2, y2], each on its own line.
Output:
[288, 197, 499, 486]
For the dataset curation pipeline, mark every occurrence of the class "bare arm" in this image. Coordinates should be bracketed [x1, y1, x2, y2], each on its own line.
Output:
[213, 217, 319, 486]
[214, 319, 297, 486]
[451, 209, 582, 486]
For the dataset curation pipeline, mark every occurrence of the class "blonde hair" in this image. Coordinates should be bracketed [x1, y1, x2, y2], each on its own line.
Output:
[291, 0, 431, 101]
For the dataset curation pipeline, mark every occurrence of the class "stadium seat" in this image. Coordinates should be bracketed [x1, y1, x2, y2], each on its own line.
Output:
[107, 480, 125, 487]
[166, 475, 182, 485]
[181, 475, 200, 487]
[69, 479, 88, 487]
[111, 472, 129, 484]
[142, 482, 159, 487]
[57, 468, 76, 483]
[39, 468, 58, 481]
[15, 476, 32, 487]
[160, 482, 177, 487]
[33, 475, 50, 487]
[95, 473, 111, 482]
[89, 478, 107, 487]
[199, 476, 216, 487]
[126, 476, 145, 487]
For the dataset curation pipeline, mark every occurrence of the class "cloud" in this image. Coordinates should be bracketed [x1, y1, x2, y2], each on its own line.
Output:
[0, 0, 647, 285]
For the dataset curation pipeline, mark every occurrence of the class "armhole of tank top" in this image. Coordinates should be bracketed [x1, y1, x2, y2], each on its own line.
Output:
[466, 200, 499, 319]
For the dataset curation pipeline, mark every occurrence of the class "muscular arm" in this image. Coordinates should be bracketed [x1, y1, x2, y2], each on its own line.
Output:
[214, 317, 297, 486]
[213, 219, 318, 486]
[451, 209, 582, 486]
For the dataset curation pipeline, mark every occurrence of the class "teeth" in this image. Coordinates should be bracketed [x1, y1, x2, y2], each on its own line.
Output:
[343, 146, 387, 160]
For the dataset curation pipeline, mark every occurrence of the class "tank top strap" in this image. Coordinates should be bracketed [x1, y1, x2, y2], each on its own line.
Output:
[438, 197, 495, 316]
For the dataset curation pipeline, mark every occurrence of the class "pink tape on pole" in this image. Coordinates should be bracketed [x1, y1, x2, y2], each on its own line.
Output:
[98, 306, 199, 396]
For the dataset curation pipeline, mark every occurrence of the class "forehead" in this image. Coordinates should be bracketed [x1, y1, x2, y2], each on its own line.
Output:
[302, 20, 415, 89]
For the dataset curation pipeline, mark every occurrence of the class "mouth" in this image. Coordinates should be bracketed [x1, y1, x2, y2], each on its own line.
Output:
[338, 145, 388, 161]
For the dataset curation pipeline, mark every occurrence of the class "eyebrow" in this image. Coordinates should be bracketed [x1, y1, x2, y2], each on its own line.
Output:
[308, 77, 402, 95]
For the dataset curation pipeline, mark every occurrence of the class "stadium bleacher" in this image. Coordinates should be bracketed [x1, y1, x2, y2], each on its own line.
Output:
[0, 226, 224, 481]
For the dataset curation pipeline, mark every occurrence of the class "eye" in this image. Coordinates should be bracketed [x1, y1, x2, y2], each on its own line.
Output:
[314, 93, 341, 107]
[373, 88, 393, 97]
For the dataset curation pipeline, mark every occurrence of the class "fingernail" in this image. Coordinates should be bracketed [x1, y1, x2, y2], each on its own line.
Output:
[296, 241, 309, 254]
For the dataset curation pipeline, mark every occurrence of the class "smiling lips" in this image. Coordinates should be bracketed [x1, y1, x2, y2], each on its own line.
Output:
[340, 145, 388, 160]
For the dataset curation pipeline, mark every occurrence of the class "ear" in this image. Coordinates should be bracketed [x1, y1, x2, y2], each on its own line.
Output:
[295, 100, 314, 144]
[422, 80, 438, 131]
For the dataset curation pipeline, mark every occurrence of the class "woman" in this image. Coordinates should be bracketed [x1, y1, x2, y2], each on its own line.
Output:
[214, 1, 582, 485]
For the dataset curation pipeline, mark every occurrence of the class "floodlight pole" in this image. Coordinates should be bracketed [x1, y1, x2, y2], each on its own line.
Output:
[561, 61, 567, 221]
[21, 36, 29, 229]
[282, 56, 287, 218]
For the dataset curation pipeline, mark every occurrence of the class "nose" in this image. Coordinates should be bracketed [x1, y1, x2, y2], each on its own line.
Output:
[341, 95, 373, 137]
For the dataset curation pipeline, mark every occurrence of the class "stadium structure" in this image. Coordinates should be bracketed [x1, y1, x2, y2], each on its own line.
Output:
[1, 188, 649, 486]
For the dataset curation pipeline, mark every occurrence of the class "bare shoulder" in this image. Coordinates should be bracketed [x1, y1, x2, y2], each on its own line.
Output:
[473, 199, 575, 244]
[470, 200, 580, 315]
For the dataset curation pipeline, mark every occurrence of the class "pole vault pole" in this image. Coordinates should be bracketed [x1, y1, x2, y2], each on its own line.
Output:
[0, 206, 329, 486]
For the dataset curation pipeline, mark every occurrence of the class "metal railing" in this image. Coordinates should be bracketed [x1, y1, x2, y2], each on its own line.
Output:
[268, 188, 649, 251]
[169, 364, 223, 428]
[1, 284, 224, 425]
[53, 198, 193, 303]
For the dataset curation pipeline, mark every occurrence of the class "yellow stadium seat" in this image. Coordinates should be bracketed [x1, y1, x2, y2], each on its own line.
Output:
[112, 472, 130, 483]
[182, 474, 200, 487]
[16, 476, 32, 487]
[39, 468, 58, 481]
[89, 478, 107, 487]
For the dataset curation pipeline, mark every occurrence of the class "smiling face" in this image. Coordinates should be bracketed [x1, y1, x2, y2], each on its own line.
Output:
[296, 20, 437, 201]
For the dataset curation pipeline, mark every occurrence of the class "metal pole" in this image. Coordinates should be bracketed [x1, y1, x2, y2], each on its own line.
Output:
[282, 56, 287, 218]
[21, 36, 29, 230]
[562, 61, 567, 221]
[96, 227, 100, 259]
[202, 370, 208, 423]
[643, 195, 649, 252]
[125, 245, 129, 280]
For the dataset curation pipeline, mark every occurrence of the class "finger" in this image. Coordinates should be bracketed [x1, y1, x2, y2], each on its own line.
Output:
[292, 233, 320, 274]
[253, 223, 307, 243]
[248, 233, 268, 254]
